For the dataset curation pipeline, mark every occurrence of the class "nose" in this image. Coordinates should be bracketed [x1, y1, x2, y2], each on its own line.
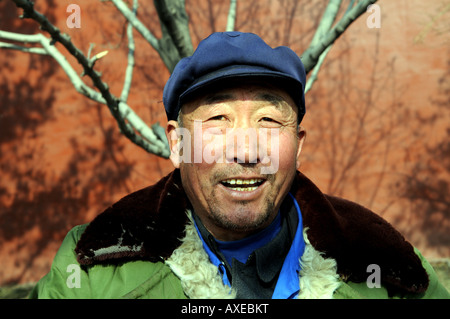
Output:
[225, 127, 260, 164]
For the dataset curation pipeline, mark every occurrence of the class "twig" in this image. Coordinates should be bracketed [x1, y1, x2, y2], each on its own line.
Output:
[120, 0, 137, 103]
[87, 42, 95, 60]
[109, 0, 160, 51]
[226, 0, 237, 32]
[0, 41, 47, 55]
[413, 3, 450, 44]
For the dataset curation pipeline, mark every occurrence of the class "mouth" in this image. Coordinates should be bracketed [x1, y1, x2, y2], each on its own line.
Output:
[220, 178, 265, 192]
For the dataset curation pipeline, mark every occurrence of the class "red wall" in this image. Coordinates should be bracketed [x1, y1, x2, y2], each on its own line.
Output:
[1, 0, 448, 285]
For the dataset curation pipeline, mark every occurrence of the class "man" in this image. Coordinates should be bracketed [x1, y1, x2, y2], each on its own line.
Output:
[30, 32, 448, 299]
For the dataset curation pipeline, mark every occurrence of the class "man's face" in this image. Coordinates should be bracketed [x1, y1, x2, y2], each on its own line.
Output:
[166, 82, 306, 241]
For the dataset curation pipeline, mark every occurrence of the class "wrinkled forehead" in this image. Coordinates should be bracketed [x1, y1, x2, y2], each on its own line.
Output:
[179, 78, 299, 117]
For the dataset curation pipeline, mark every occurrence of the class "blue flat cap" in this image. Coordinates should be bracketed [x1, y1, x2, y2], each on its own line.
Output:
[163, 31, 306, 122]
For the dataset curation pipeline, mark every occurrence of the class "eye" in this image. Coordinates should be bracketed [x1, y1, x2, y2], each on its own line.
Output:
[260, 117, 279, 123]
[208, 115, 227, 121]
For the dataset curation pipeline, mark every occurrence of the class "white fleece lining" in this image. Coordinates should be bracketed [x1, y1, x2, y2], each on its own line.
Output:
[297, 227, 341, 299]
[165, 213, 236, 298]
[165, 212, 341, 299]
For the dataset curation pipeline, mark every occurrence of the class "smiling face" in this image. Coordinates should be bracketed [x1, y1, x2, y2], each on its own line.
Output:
[166, 81, 306, 241]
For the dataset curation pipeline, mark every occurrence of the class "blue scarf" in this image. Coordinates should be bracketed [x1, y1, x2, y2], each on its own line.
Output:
[214, 210, 282, 267]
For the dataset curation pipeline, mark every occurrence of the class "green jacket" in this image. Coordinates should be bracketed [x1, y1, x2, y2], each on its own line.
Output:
[30, 223, 449, 299]
[30, 170, 449, 299]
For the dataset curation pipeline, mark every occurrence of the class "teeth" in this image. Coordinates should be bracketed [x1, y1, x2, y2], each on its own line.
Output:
[221, 178, 264, 191]
[223, 178, 263, 185]
[229, 186, 258, 192]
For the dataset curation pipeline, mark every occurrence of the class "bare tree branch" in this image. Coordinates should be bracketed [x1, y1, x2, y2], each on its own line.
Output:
[226, 0, 237, 32]
[109, 0, 160, 51]
[305, 0, 359, 93]
[109, 0, 179, 72]
[309, 0, 343, 47]
[153, 0, 193, 59]
[1, 30, 170, 156]
[110, 0, 189, 72]
[305, 0, 342, 93]
[9, 0, 170, 158]
[2, 0, 378, 159]
[120, 0, 137, 103]
[0, 40, 47, 55]
[301, 0, 377, 74]
[0, 30, 102, 100]
[305, 45, 332, 93]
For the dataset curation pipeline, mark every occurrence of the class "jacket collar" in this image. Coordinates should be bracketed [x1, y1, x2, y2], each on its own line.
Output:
[164, 214, 340, 299]
[75, 169, 429, 296]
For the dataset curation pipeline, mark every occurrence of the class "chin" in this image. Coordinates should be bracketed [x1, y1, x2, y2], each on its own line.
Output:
[213, 203, 274, 232]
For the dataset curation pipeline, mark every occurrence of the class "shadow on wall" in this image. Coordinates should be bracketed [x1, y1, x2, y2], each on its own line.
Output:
[393, 54, 450, 254]
[305, 33, 450, 256]
[0, 2, 138, 285]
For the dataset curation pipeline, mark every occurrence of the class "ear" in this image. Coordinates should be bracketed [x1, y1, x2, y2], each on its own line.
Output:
[166, 120, 182, 168]
[296, 126, 307, 169]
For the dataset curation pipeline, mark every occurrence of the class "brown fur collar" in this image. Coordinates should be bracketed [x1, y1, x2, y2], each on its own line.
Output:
[75, 169, 428, 295]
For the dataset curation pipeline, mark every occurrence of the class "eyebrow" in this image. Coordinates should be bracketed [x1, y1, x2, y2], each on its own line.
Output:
[203, 93, 234, 105]
[203, 92, 286, 107]
[256, 93, 286, 108]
